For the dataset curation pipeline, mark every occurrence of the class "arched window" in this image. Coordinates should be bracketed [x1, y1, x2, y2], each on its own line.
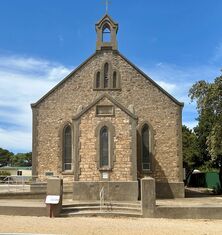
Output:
[96, 71, 100, 88]
[102, 24, 111, 42]
[141, 124, 150, 170]
[104, 63, 109, 88]
[63, 125, 72, 171]
[95, 121, 115, 170]
[113, 71, 117, 88]
[100, 126, 109, 167]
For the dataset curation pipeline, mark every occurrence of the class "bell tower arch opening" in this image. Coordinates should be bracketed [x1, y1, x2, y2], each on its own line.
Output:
[102, 24, 111, 42]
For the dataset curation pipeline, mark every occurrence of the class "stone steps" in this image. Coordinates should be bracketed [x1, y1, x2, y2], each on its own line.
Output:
[62, 205, 141, 212]
[60, 211, 142, 217]
[63, 201, 141, 208]
[61, 201, 142, 217]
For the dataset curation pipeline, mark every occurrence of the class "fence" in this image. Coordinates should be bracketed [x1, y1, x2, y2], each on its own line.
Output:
[0, 175, 63, 193]
[0, 175, 32, 192]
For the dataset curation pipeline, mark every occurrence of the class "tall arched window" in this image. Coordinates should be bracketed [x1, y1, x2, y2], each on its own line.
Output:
[102, 24, 111, 42]
[141, 124, 150, 170]
[100, 126, 109, 167]
[104, 63, 109, 88]
[96, 71, 100, 88]
[113, 71, 117, 88]
[95, 122, 115, 170]
[63, 125, 72, 171]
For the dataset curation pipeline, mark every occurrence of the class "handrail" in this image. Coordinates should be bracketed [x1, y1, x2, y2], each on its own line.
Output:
[99, 186, 104, 211]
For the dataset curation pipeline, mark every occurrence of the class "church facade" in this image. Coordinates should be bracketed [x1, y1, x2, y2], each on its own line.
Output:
[31, 14, 184, 199]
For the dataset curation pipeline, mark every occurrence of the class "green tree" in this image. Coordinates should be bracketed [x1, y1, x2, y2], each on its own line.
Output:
[182, 125, 201, 175]
[193, 110, 213, 167]
[0, 147, 13, 167]
[11, 152, 32, 167]
[189, 75, 222, 186]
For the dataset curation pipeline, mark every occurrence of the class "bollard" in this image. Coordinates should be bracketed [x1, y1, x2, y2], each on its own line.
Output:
[45, 178, 63, 217]
[141, 177, 156, 217]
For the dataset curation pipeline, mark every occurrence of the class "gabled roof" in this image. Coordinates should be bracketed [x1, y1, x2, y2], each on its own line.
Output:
[95, 14, 118, 31]
[117, 51, 184, 107]
[73, 93, 137, 120]
[31, 52, 97, 108]
[31, 50, 183, 108]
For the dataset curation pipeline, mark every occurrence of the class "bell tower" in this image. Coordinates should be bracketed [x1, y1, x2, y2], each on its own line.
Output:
[95, 14, 118, 51]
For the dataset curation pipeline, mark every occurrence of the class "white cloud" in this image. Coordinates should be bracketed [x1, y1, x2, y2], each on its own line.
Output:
[0, 56, 49, 73]
[143, 62, 221, 101]
[0, 128, 31, 153]
[141, 62, 221, 129]
[47, 66, 71, 80]
[0, 55, 72, 153]
[0, 55, 70, 80]
[155, 80, 176, 93]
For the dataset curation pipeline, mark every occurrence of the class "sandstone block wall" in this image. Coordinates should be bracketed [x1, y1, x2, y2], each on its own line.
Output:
[32, 50, 183, 183]
[78, 97, 133, 181]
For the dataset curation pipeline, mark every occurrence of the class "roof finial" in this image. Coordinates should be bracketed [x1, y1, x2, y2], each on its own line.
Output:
[105, 0, 111, 14]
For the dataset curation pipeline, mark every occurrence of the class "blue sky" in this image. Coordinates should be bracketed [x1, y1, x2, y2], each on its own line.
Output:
[0, 0, 222, 153]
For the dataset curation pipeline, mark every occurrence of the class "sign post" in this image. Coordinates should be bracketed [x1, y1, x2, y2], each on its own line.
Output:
[46, 178, 63, 217]
[45, 195, 60, 218]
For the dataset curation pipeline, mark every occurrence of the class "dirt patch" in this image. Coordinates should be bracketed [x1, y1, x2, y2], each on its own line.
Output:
[0, 215, 221, 235]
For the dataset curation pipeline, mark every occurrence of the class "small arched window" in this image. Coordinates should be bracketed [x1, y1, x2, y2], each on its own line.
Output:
[113, 71, 117, 88]
[102, 24, 111, 42]
[100, 126, 109, 167]
[104, 63, 109, 88]
[93, 63, 120, 90]
[63, 125, 72, 171]
[141, 124, 150, 170]
[96, 71, 100, 88]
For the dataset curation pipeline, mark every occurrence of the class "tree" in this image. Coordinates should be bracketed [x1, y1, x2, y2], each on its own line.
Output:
[0, 148, 13, 167]
[193, 110, 213, 167]
[189, 75, 222, 187]
[11, 152, 32, 167]
[182, 125, 201, 176]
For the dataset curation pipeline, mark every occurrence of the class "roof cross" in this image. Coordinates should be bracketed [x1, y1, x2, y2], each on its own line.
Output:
[103, 0, 111, 14]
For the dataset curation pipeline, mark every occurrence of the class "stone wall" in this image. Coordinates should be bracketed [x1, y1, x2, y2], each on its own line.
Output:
[32, 50, 183, 184]
[78, 97, 133, 181]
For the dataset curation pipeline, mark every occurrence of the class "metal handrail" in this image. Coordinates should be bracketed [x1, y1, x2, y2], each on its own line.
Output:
[99, 186, 105, 211]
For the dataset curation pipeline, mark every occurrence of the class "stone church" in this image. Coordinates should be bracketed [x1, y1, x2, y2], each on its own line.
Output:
[31, 14, 184, 199]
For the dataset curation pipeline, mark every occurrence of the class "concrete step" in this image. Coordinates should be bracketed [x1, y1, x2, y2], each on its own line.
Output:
[60, 210, 142, 218]
[62, 205, 141, 213]
[61, 201, 142, 217]
[63, 201, 141, 208]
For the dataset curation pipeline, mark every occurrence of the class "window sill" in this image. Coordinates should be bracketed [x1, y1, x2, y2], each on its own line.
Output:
[99, 167, 112, 171]
[96, 114, 115, 117]
[62, 170, 74, 175]
[142, 170, 153, 174]
[93, 88, 121, 91]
